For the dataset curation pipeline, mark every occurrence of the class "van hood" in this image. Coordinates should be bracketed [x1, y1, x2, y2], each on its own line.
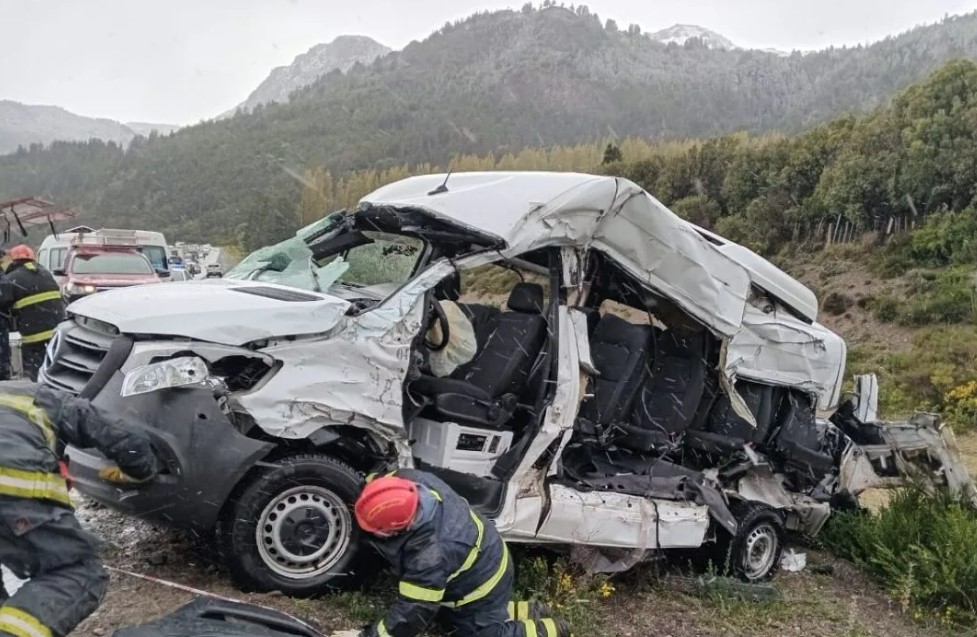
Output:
[67, 279, 350, 346]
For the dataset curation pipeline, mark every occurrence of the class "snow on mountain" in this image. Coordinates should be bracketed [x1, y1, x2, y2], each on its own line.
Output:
[224, 35, 391, 117]
[649, 24, 738, 50]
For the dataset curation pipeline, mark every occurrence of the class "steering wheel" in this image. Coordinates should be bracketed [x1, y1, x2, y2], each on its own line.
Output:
[425, 299, 451, 351]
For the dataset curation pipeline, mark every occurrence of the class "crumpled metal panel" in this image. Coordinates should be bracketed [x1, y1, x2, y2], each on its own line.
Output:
[534, 484, 709, 551]
[727, 301, 848, 410]
[236, 261, 455, 446]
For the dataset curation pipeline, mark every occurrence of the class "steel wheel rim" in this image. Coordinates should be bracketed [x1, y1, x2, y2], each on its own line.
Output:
[256, 485, 351, 580]
[742, 522, 778, 580]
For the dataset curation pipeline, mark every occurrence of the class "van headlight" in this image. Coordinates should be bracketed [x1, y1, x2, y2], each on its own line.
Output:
[121, 356, 210, 397]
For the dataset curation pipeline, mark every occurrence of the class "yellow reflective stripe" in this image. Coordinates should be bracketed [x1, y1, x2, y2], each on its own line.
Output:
[447, 511, 484, 583]
[21, 329, 55, 345]
[399, 580, 445, 603]
[376, 620, 392, 637]
[12, 291, 62, 311]
[451, 544, 509, 607]
[428, 488, 442, 502]
[0, 394, 55, 449]
[523, 620, 539, 637]
[0, 606, 53, 637]
[0, 467, 71, 506]
[541, 618, 558, 637]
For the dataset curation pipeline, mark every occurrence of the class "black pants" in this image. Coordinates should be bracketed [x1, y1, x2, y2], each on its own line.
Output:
[0, 318, 10, 381]
[21, 343, 48, 382]
[443, 552, 561, 637]
[0, 497, 109, 637]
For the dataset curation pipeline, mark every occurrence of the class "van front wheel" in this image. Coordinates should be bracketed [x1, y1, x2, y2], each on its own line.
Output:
[218, 453, 365, 596]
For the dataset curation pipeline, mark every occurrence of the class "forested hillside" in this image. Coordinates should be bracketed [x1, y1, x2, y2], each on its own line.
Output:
[4, 5, 977, 240]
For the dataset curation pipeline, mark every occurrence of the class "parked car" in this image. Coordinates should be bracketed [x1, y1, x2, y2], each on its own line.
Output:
[206, 263, 223, 278]
[48, 172, 976, 597]
[168, 269, 190, 282]
[57, 244, 162, 304]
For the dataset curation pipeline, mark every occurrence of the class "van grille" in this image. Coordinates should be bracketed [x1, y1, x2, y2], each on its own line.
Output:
[40, 319, 117, 395]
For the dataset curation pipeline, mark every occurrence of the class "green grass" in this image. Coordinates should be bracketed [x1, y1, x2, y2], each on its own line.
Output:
[820, 487, 977, 629]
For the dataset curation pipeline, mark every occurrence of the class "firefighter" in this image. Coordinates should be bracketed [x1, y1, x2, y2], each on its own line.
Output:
[0, 380, 159, 637]
[0, 259, 11, 382]
[0, 245, 66, 381]
[341, 470, 570, 637]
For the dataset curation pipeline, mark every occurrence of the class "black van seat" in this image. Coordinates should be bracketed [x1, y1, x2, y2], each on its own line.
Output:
[768, 390, 834, 474]
[453, 302, 502, 378]
[576, 314, 653, 437]
[614, 329, 709, 452]
[411, 283, 547, 428]
[685, 381, 782, 455]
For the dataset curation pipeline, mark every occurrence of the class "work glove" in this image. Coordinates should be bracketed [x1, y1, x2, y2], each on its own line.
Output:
[98, 465, 153, 485]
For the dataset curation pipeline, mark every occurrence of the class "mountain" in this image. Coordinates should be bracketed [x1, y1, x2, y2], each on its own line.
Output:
[0, 101, 134, 153]
[0, 100, 178, 153]
[225, 35, 391, 116]
[4, 6, 977, 242]
[648, 24, 737, 49]
[125, 122, 181, 137]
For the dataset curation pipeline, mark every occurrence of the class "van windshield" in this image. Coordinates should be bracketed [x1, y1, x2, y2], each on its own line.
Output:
[140, 245, 167, 271]
[70, 253, 155, 275]
[226, 215, 424, 297]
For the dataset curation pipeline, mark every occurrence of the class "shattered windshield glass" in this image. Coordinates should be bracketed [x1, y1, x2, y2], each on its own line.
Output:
[225, 212, 424, 295]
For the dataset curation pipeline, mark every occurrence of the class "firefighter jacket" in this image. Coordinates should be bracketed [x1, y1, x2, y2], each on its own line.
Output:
[1, 259, 65, 346]
[0, 380, 158, 506]
[364, 468, 510, 637]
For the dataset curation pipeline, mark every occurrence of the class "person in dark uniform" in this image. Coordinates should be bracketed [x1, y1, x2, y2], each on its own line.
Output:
[0, 246, 66, 381]
[342, 470, 570, 637]
[0, 256, 11, 382]
[0, 380, 158, 637]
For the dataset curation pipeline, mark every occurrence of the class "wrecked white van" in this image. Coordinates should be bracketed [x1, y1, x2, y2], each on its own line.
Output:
[44, 172, 976, 595]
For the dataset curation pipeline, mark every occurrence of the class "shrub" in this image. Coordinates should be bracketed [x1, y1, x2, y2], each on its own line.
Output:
[881, 325, 977, 426]
[822, 291, 854, 315]
[820, 487, 977, 627]
[514, 552, 614, 634]
[873, 295, 901, 322]
[896, 266, 977, 326]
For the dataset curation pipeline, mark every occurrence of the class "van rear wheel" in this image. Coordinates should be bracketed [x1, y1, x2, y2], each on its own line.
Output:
[716, 501, 785, 582]
[218, 453, 365, 596]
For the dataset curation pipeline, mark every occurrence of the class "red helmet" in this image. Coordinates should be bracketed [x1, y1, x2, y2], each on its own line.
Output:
[7, 244, 34, 261]
[354, 476, 419, 535]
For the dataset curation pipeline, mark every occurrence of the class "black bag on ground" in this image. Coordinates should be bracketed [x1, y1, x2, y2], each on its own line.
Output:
[112, 597, 323, 637]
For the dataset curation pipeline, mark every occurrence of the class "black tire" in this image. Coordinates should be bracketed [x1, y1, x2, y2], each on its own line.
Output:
[715, 501, 785, 582]
[218, 453, 365, 596]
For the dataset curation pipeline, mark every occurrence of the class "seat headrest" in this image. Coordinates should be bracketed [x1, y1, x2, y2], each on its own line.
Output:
[507, 282, 544, 314]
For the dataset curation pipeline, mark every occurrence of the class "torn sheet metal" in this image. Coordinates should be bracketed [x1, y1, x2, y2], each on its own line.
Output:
[726, 300, 846, 410]
[837, 414, 977, 506]
[236, 261, 455, 443]
[362, 173, 803, 339]
[534, 484, 710, 550]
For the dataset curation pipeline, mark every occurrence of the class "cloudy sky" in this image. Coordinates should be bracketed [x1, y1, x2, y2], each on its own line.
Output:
[2, 0, 975, 125]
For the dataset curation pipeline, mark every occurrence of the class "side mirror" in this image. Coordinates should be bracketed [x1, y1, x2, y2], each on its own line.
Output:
[156, 269, 171, 278]
[51, 268, 65, 277]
